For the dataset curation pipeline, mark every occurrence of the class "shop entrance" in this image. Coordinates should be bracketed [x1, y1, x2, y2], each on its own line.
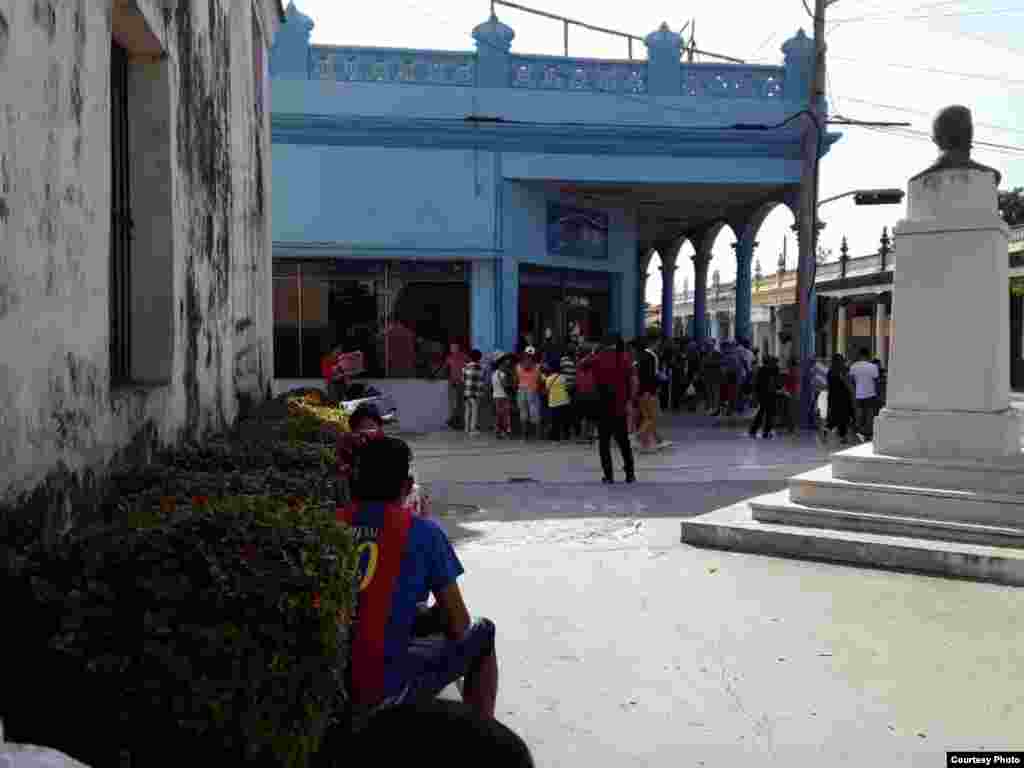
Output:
[518, 265, 610, 348]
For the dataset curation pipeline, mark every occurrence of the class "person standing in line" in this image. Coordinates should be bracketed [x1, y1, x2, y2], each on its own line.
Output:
[573, 345, 600, 443]
[436, 341, 468, 431]
[515, 348, 543, 442]
[778, 357, 800, 434]
[633, 337, 661, 452]
[580, 335, 635, 484]
[560, 344, 578, 437]
[542, 363, 572, 441]
[462, 350, 485, 437]
[849, 347, 881, 441]
[492, 357, 513, 439]
[824, 354, 854, 445]
[749, 355, 781, 439]
[702, 346, 723, 416]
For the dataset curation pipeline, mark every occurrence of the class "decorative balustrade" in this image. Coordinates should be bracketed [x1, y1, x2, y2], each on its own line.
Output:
[846, 253, 884, 275]
[509, 55, 648, 93]
[312, 45, 477, 86]
[305, 45, 787, 101]
[816, 261, 841, 281]
[682, 65, 785, 100]
[1010, 226, 1024, 244]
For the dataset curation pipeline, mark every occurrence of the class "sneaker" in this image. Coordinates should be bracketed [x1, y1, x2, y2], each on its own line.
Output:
[496, 432, 505, 440]
[657, 440, 673, 449]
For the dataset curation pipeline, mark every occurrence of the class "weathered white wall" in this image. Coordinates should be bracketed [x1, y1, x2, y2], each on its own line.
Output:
[0, 0, 282, 510]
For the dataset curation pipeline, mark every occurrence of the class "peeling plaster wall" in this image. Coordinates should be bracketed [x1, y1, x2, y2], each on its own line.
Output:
[0, 0, 280, 510]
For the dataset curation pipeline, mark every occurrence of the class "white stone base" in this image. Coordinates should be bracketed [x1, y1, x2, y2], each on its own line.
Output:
[874, 407, 1021, 460]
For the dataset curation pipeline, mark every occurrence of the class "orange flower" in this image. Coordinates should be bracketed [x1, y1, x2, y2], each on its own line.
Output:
[312, 592, 321, 610]
[159, 496, 176, 516]
[287, 496, 305, 512]
[192, 495, 209, 508]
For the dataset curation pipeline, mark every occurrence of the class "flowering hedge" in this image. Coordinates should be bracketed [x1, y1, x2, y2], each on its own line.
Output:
[1, 494, 357, 768]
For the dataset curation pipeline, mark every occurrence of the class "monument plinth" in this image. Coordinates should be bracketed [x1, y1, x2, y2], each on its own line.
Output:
[875, 166, 1018, 459]
[680, 106, 1024, 586]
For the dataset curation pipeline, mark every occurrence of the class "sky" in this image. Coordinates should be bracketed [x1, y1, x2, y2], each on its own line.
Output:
[287, 0, 1024, 305]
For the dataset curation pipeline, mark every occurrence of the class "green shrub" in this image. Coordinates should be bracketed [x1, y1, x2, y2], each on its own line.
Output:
[1, 494, 357, 768]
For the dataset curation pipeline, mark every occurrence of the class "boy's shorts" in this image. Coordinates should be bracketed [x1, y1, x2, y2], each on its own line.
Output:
[389, 617, 496, 708]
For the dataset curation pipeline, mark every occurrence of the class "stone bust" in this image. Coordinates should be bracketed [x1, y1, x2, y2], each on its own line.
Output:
[911, 105, 1001, 185]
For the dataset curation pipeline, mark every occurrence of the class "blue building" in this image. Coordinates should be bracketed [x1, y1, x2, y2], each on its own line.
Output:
[268, 2, 838, 396]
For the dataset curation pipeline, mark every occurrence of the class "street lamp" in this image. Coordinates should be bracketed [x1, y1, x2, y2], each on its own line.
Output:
[818, 188, 905, 208]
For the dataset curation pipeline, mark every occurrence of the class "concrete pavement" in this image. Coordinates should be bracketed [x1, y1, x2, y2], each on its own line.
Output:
[404, 414, 1024, 766]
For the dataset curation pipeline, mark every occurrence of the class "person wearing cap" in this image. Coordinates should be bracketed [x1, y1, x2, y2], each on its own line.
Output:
[515, 348, 543, 441]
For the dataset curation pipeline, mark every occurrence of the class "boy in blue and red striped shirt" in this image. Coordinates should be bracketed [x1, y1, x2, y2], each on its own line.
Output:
[336, 435, 498, 719]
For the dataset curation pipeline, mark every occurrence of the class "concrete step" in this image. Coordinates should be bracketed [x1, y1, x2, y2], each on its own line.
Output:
[788, 465, 1024, 529]
[680, 493, 1024, 587]
[750, 491, 1024, 549]
[832, 442, 1024, 495]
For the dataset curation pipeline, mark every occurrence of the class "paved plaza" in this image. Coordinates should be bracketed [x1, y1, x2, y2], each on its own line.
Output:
[407, 414, 1024, 766]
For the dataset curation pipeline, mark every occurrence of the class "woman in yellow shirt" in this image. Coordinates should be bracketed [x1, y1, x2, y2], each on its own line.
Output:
[542, 364, 572, 441]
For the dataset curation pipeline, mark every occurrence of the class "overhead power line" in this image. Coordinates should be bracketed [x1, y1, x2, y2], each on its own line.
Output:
[835, 95, 1024, 136]
[830, 55, 1024, 87]
[849, 123, 1024, 156]
[831, 5, 1024, 23]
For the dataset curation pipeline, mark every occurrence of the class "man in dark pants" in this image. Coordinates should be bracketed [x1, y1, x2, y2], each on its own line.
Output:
[582, 335, 635, 484]
[749, 355, 781, 439]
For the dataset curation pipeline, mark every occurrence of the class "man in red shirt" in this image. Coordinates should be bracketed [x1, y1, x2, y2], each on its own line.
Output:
[437, 341, 468, 430]
[581, 335, 635, 484]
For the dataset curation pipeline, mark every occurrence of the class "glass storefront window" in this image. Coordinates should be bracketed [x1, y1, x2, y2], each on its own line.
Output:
[271, 259, 469, 380]
[518, 265, 610, 349]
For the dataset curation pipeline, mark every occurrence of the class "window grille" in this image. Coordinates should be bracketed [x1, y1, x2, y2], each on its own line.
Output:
[109, 41, 133, 383]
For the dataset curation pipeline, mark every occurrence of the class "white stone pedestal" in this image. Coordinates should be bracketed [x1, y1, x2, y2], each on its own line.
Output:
[875, 167, 1018, 459]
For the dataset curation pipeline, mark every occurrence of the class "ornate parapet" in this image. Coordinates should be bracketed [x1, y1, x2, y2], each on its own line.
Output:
[311, 45, 477, 85]
[274, 4, 805, 110]
[510, 55, 648, 93]
[682, 64, 785, 100]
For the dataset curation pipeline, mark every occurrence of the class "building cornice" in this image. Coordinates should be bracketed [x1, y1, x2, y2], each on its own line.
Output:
[270, 112, 825, 159]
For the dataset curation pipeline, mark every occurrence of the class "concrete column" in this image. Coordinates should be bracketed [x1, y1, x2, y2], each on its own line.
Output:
[782, 29, 815, 110]
[660, 261, 676, 340]
[473, 14, 515, 88]
[501, 257, 519, 352]
[732, 236, 757, 344]
[270, 3, 315, 78]
[644, 23, 683, 96]
[470, 260, 498, 353]
[692, 252, 710, 340]
[637, 257, 649, 338]
[836, 301, 848, 357]
[876, 297, 889, 367]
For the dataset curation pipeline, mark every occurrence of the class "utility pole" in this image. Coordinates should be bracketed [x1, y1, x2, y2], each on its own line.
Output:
[795, 0, 831, 428]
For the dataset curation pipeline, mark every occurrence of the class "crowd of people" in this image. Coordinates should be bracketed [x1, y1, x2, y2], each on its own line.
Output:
[434, 333, 886, 448]
[325, 340, 884, 761]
